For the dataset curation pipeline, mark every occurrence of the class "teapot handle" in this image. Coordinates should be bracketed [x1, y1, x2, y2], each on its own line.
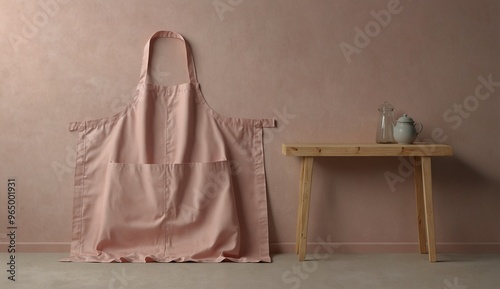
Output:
[414, 122, 423, 134]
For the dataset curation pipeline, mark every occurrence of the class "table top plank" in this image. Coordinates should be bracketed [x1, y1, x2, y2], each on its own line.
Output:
[282, 143, 453, 157]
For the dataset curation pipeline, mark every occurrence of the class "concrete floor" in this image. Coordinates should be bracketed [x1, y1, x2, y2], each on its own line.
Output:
[1, 253, 499, 289]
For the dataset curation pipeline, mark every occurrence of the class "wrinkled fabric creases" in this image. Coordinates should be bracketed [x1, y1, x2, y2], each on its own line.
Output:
[62, 31, 275, 263]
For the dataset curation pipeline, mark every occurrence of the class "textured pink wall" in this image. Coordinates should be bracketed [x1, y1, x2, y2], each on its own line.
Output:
[1, 0, 499, 253]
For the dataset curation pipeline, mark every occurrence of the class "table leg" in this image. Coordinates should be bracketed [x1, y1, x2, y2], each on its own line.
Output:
[413, 156, 428, 254]
[297, 157, 314, 261]
[296, 158, 305, 254]
[421, 156, 437, 262]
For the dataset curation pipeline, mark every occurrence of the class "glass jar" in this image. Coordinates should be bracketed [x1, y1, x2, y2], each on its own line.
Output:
[376, 101, 396, 144]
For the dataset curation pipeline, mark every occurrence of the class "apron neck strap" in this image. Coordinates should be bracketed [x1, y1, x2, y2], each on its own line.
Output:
[139, 31, 198, 85]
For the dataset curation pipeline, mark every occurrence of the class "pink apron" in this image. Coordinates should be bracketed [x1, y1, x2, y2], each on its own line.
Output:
[63, 31, 275, 262]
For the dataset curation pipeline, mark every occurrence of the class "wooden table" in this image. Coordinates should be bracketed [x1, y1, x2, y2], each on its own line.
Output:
[282, 143, 453, 262]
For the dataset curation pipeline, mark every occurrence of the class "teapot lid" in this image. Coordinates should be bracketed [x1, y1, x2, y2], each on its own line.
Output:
[397, 114, 414, 123]
[378, 101, 394, 111]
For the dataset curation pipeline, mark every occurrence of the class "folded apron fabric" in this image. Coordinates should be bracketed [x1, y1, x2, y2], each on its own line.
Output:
[63, 31, 275, 262]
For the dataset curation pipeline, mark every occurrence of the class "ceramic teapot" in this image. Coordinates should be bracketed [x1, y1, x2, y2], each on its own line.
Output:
[393, 114, 423, 144]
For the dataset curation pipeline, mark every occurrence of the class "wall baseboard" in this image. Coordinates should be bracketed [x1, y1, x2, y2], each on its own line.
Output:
[270, 242, 500, 254]
[2, 242, 499, 254]
[0, 242, 71, 253]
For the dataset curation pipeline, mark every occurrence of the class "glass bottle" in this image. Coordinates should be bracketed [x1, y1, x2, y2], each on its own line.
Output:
[376, 101, 396, 144]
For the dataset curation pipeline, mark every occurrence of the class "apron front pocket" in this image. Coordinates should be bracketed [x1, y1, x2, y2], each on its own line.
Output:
[165, 160, 240, 260]
[96, 162, 166, 258]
